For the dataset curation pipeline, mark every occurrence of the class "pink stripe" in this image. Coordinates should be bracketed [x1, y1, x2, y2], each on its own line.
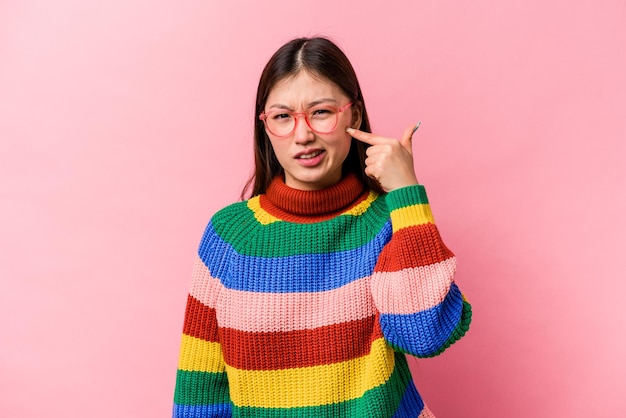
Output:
[188, 256, 222, 309]
[419, 405, 436, 418]
[190, 256, 377, 332]
[371, 257, 456, 315]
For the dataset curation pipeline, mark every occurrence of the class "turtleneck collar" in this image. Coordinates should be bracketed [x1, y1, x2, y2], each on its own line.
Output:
[265, 173, 366, 217]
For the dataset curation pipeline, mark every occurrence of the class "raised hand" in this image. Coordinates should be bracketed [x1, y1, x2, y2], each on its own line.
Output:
[346, 123, 421, 192]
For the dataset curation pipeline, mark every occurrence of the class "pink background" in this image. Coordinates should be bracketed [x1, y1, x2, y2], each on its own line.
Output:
[1, 0, 625, 416]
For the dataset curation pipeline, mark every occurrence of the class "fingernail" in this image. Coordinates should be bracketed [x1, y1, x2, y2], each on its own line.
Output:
[412, 122, 421, 134]
[346, 127, 354, 133]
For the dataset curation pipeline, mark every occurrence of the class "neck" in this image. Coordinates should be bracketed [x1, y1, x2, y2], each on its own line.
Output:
[263, 173, 367, 217]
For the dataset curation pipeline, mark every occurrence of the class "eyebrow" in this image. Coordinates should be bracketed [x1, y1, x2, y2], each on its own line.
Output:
[267, 98, 338, 110]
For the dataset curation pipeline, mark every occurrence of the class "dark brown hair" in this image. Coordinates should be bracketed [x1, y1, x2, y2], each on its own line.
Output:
[241, 37, 383, 199]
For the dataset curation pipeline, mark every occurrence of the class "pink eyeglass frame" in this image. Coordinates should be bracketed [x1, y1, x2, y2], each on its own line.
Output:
[259, 102, 353, 137]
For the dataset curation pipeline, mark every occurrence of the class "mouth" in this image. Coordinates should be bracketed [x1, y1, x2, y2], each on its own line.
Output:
[295, 150, 325, 159]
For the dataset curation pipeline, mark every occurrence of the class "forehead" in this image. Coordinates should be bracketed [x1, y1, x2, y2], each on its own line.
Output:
[266, 71, 345, 106]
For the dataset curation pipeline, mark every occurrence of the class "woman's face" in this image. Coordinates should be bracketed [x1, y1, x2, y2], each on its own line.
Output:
[263, 71, 359, 191]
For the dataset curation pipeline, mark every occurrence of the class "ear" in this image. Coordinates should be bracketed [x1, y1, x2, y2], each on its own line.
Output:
[350, 102, 362, 129]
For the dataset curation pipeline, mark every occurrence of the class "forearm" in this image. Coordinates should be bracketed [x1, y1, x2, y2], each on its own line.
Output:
[371, 185, 472, 357]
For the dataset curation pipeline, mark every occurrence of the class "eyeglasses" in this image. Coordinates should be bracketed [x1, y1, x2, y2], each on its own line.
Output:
[259, 102, 352, 137]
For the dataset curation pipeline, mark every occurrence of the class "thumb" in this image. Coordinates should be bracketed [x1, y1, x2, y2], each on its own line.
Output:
[399, 122, 421, 151]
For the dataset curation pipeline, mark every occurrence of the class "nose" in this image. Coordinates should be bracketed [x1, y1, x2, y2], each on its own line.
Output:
[292, 115, 314, 144]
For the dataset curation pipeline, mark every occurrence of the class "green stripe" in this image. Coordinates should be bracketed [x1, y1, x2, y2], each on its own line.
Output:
[385, 185, 429, 212]
[211, 197, 391, 257]
[174, 370, 230, 406]
[231, 353, 412, 417]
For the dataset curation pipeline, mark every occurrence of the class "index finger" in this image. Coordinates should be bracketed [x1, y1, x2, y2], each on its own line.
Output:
[345, 127, 385, 145]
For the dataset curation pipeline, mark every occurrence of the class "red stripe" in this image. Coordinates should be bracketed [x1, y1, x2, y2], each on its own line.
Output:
[220, 315, 383, 370]
[375, 224, 454, 272]
[182, 295, 219, 342]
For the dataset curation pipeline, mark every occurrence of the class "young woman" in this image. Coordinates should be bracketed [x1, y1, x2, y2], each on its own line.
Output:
[173, 37, 472, 418]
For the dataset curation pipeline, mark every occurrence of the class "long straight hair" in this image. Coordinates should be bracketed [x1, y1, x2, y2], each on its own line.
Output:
[241, 37, 384, 199]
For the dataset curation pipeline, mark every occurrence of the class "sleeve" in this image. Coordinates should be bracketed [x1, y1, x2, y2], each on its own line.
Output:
[370, 185, 472, 358]
[173, 222, 232, 417]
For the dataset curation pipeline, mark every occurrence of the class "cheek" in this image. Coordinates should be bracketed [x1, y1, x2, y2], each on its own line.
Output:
[268, 138, 286, 160]
[330, 134, 353, 159]
[343, 132, 352, 149]
[341, 133, 353, 153]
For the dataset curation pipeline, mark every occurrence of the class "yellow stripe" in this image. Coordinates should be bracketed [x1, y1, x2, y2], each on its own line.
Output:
[178, 334, 225, 373]
[248, 192, 377, 223]
[227, 338, 395, 408]
[390, 203, 434, 232]
[343, 191, 378, 217]
[247, 196, 280, 225]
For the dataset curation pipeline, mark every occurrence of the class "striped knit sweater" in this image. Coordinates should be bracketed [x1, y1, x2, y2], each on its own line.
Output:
[173, 173, 472, 417]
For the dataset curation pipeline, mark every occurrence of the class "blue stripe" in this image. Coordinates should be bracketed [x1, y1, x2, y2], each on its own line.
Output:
[199, 221, 393, 293]
[173, 403, 232, 417]
[381, 283, 464, 357]
[392, 378, 425, 418]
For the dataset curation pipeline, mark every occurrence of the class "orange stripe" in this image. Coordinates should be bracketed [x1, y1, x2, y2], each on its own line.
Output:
[221, 315, 383, 370]
[183, 295, 219, 342]
[374, 223, 454, 272]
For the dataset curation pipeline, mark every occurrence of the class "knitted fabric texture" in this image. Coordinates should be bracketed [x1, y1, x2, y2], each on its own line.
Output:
[173, 173, 472, 417]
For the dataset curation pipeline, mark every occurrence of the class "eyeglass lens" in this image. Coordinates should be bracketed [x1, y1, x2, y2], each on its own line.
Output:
[266, 106, 339, 137]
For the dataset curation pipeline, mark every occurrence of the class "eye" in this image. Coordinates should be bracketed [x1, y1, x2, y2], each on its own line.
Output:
[271, 112, 292, 121]
[310, 107, 335, 118]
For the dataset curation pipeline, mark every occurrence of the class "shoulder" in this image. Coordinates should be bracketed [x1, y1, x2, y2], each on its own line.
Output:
[211, 199, 252, 228]
[198, 199, 256, 246]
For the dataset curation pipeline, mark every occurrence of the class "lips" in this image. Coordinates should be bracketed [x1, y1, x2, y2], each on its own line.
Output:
[293, 149, 326, 167]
